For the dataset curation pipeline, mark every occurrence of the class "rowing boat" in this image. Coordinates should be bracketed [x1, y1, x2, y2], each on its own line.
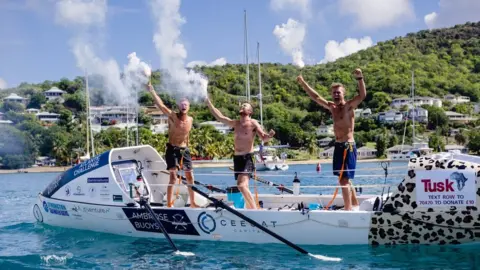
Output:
[33, 145, 480, 249]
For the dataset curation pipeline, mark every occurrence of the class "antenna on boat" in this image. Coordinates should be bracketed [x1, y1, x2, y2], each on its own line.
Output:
[244, 9, 251, 102]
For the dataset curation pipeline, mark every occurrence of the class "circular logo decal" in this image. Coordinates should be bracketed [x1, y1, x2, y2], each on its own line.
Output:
[42, 201, 49, 212]
[197, 211, 216, 234]
[89, 186, 96, 198]
[65, 185, 71, 196]
[33, 204, 43, 222]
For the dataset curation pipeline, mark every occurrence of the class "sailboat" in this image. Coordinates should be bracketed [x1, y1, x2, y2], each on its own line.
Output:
[387, 71, 433, 160]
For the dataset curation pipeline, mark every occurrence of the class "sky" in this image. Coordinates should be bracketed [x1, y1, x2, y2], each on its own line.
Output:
[0, 0, 479, 90]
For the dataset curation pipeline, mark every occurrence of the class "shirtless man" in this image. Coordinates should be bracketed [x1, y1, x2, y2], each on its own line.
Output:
[147, 82, 199, 208]
[205, 97, 275, 209]
[297, 68, 366, 211]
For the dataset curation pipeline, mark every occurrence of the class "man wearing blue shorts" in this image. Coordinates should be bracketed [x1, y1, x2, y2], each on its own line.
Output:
[297, 68, 366, 210]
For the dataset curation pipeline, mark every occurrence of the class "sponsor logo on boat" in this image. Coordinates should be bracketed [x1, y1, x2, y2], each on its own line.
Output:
[73, 155, 101, 177]
[43, 201, 69, 216]
[113, 195, 123, 202]
[416, 170, 476, 207]
[99, 185, 110, 201]
[89, 186, 95, 198]
[198, 211, 216, 234]
[65, 185, 71, 196]
[70, 205, 83, 220]
[122, 208, 200, 236]
[219, 219, 278, 231]
[87, 177, 109, 184]
[73, 186, 85, 196]
[76, 205, 111, 215]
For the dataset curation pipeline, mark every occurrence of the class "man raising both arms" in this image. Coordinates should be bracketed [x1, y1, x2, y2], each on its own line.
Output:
[297, 68, 366, 211]
[205, 97, 275, 209]
[147, 82, 199, 208]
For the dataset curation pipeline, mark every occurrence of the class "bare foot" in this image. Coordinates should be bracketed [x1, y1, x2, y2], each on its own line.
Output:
[189, 203, 200, 208]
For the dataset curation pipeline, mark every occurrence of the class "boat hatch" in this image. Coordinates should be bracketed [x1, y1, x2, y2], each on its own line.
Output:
[111, 160, 149, 198]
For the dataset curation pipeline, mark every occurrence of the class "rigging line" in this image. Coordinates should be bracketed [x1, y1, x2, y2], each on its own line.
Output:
[143, 170, 405, 178]
[148, 183, 397, 189]
[206, 165, 410, 174]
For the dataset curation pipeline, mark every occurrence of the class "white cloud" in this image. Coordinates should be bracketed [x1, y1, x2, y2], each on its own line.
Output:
[270, 0, 311, 18]
[55, 0, 107, 27]
[273, 18, 306, 68]
[320, 36, 373, 64]
[424, 0, 480, 30]
[0, 78, 7, 89]
[339, 0, 414, 30]
[186, 57, 227, 68]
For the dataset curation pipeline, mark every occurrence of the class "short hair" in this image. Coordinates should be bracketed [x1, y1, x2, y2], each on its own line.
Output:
[330, 83, 345, 91]
[177, 97, 190, 106]
[242, 102, 253, 114]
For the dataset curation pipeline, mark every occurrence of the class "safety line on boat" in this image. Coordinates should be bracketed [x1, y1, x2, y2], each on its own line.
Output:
[148, 183, 397, 189]
[144, 170, 405, 178]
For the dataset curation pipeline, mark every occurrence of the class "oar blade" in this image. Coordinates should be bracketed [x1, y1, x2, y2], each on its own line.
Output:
[174, 251, 195, 257]
[308, 253, 342, 262]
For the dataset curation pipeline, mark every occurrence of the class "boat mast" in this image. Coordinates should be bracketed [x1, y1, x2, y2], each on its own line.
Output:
[85, 69, 90, 158]
[412, 70, 415, 145]
[135, 89, 139, 146]
[86, 69, 95, 157]
[257, 42, 263, 127]
[244, 10, 251, 102]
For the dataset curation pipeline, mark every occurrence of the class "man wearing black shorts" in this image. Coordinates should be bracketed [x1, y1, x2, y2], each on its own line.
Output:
[206, 98, 275, 209]
[147, 82, 199, 208]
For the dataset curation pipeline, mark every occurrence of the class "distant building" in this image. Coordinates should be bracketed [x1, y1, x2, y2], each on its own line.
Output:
[378, 110, 404, 123]
[151, 124, 168, 134]
[26, 108, 40, 114]
[354, 108, 372, 118]
[36, 112, 60, 123]
[391, 96, 442, 109]
[0, 120, 13, 125]
[407, 107, 428, 123]
[144, 106, 168, 125]
[3, 93, 26, 105]
[356, 146, 377, 159]
[90, 106, 137, 125]
[445, 111, 477, 124]
[318, 137, 333, 147]
[199, 121, 232, 134]
[44, 87, 66, 102]
[445, 144, 468, 154]
[316, 124, 334, 136]
[444, 94, 470, 104]
[319, 147, 334, 159]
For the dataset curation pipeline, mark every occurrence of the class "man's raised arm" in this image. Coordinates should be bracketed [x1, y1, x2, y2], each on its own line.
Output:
[348, 68, 367, 109]
[205, 97, 235, 127]
[296, 75, 331, 111]
[146, 82, 172, 115]
[253, 120, 275, 143]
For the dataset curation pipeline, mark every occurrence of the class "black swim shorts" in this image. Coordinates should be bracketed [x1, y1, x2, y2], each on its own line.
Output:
[165, 143, 193, 171]
[233, 153, 255, 180]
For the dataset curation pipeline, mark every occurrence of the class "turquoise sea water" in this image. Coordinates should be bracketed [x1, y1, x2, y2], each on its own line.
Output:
[1, 161, 480, 269]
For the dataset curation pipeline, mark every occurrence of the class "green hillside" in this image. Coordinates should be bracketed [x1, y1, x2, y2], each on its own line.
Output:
[1, 21, 480, 168]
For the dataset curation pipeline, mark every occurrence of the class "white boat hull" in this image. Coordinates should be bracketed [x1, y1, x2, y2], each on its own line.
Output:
[256, 162, 289, 171]
[34, 194, 373, 246]
[32, 145, 480, 247]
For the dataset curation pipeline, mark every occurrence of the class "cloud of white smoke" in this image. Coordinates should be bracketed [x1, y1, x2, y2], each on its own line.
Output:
[186, 57, 227, 68]
[55, 0, 150, 106]
[149, 0, 209, 103]
[273, 18, 306, 68]
[0, 78, 7, 90]
[319, 36, 373, 64]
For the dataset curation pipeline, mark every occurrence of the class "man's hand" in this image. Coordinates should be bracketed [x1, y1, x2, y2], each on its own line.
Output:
[353, 68, 363, 80]
[296, 75, 305, 84]
[268, 129, 275, 137]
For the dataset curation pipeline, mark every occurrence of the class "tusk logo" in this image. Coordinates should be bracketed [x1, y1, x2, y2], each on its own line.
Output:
[197, 211, 216, 234]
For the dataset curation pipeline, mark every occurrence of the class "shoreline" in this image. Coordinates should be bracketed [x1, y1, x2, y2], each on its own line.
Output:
[0, 158, 394, 175]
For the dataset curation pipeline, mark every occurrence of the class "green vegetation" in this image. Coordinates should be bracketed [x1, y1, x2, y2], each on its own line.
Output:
[1, 21, 480, 169]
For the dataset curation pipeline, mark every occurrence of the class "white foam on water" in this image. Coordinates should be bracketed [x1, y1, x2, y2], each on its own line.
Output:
[308, 253, 342, 262]
[41, 253, 73, 265]
[174, 250, 195, 257]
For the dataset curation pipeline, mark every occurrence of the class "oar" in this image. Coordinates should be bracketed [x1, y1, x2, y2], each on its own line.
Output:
[229, 167, 293, 194]
[159, 170, 226, 193]
[137, 197, 194, 256]
[188, 183, 341, 262]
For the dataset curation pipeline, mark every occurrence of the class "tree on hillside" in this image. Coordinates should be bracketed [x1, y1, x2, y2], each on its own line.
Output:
[467, 130, 480, 154]
[422, 105, 449, 130]
[0, 125, 37, 168]
[2, 101, 25, 113]
[375, 135, 387, 158]
[27, 93, 47, 109]
[429, 133, 445, 152]
[454, 132, 467, 145]
[368, 92, 391, 113]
